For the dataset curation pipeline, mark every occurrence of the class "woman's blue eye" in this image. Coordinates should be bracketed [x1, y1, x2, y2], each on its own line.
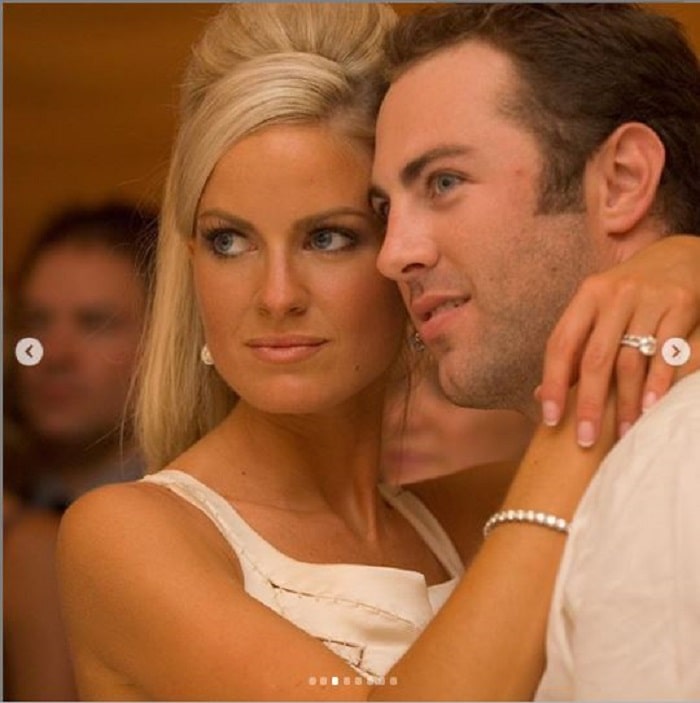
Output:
[308, 229, 355, 252]
[206, 230, 251, 257]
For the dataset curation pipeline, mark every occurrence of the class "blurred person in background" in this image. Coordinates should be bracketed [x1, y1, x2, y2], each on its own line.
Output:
[5, 201, 157, 509]
[3, 201, 157, 701]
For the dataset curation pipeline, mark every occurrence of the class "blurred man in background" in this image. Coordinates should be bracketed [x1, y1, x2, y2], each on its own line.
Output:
[4, 201, 157, 700]
[5, 201, 157, 508]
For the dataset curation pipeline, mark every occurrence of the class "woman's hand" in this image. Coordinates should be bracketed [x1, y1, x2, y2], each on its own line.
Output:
[539, 235, 700, 448]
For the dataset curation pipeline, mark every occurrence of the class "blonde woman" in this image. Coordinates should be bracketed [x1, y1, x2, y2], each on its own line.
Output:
[57, 5, 700, 700]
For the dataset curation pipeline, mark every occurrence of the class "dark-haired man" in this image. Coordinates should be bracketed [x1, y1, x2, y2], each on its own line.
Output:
[7, 202, 157, 507]
[372, 5, 700, 698]
[4, 202, 158, 700]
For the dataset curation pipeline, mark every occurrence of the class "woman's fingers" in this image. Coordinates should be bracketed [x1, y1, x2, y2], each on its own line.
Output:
[642, 295, 699, 409]
[540, 260, 700, 447]
[571, 277, 656, 447]
[610, 307, 669, 440]
[541, 274, 642, 447]
[540, 281, 597, 429]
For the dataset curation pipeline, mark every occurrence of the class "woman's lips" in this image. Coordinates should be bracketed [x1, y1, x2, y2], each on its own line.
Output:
[245, 336, 328, 364]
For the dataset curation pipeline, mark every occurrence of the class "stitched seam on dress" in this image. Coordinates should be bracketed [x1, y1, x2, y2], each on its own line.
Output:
[147, 475, 430, 628]
[318, 638, 365, 667]
[145, 476, 281, 589]
[270, 582, 419, 627]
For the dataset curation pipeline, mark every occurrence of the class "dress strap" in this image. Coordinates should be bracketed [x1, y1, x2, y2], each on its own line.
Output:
[140, 469, 272, 563]
[143, 469, 463, 581]
[379, 485, 464, 578]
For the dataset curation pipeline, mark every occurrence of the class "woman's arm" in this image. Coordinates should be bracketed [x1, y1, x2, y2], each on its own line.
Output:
[57, 391, 612, 701]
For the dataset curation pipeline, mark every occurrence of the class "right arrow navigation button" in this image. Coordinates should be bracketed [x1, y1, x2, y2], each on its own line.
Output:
[661, 337, 691, 367]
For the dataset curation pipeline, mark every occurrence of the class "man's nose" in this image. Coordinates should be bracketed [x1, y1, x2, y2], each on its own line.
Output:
[376, 205, 439, 283]
[40, 322, 81, 369]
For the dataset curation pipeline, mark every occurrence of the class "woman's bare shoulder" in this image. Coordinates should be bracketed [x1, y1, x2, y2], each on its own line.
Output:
[407, 462, 518, 563]
[59, 475, 237, 574]
[56, 477, 250, 698]
[56, 478, 372, 700]
[60, 479, 179, 549]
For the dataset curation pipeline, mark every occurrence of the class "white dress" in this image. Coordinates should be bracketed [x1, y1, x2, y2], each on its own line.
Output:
[141, 469, 463, 681]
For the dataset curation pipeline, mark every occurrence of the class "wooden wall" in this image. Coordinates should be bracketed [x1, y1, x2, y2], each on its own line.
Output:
[4, 3, 700, 280]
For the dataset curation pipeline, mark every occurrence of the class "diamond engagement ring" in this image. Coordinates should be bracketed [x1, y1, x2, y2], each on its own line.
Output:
[620, 334, 657, 356]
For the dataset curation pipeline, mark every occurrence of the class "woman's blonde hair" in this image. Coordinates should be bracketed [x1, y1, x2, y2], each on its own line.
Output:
[136, 4, 397, 471]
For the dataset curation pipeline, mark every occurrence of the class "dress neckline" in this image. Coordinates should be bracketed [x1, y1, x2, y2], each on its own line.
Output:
[142, 468, 463, 590]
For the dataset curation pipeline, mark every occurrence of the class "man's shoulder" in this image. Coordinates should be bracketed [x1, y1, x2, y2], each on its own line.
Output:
[606, 368, 700, 464]
[568, 370, 700, 551]
[647, 368, 700, 418]
[541, 372, 700, 701]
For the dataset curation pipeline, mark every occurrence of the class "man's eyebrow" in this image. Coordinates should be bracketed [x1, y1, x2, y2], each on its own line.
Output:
[368, 145, 473, 207]
[400, 145, 474, 187]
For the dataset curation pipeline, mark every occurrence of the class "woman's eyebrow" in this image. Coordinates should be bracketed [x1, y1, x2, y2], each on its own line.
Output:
[196, 209, 255, 233]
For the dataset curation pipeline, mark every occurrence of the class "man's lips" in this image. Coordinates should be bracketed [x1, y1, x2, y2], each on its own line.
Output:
[410, 294, 470, 342]
[410, 294, 470, 322]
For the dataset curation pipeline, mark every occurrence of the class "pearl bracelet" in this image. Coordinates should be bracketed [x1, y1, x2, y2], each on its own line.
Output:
[483, 509, 570, 539]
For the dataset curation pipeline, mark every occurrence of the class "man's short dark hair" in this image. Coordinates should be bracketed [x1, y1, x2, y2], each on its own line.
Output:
[15, 201, 159, 292]
[385, 4, 700, 233]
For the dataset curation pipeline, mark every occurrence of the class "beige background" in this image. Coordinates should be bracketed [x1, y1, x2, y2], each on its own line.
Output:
[4, 3, 700, 281]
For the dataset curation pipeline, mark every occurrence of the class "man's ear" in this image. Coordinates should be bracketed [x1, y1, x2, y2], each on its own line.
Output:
[585, 122, 665, 236]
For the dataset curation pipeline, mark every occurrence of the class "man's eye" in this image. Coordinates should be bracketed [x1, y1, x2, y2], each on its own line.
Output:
[308, 229, 356, 252]
[204, 229, 251, 257]
[79, 312, 118, 334]
[430, 173, 462, 196]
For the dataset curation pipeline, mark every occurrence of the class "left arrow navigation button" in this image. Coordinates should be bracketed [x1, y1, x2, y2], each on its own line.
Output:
[15, 337, 44, 367]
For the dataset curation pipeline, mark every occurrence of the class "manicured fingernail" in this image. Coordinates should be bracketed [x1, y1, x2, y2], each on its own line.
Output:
[643, 391, 658, 412]
[577, 420, 596, 448]
[619, 421, 632, 438]
[533, 384, 542, 402]
[542, 400, 560, 427]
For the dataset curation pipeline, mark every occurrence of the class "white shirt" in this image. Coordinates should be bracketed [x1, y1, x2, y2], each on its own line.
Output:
[537, 371, 700, 700]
